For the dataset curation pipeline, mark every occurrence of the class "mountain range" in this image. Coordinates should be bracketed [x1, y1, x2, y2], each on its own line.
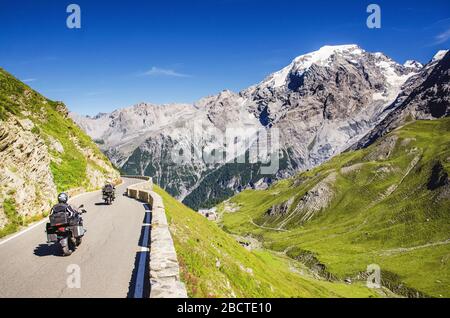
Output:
[1, 43, 449, 298]
[71, 45, 449, 210]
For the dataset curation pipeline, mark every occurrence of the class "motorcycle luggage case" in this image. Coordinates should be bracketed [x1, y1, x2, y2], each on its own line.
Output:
[49, 212, 68, 226]
[46, 223, 58, 243]
[70, 225, 85, 238]
[47, 234, 58, 243]
[46, 222, 56, 233]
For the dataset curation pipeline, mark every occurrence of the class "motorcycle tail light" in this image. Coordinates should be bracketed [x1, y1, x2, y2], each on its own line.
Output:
[58, 227, 65, 232]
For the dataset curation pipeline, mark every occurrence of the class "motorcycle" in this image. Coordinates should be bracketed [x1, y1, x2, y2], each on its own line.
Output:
[103, 190, 115, 205]
[46, 205, 87, 256]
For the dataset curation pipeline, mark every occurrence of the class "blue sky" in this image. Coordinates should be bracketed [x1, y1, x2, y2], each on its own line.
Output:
[0, 0, 449, 115]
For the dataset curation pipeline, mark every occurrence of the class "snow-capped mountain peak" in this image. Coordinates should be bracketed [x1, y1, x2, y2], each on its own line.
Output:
[403, 60, 423, 70]
[292, 44, 363, 66]
[261, 44, 364, 88]
[432, 50, 449, 62]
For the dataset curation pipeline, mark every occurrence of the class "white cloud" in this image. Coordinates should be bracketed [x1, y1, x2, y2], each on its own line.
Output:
[141, 67, 190, 78]
[22, 78, 36, 83]
[435, 28, 450, 45]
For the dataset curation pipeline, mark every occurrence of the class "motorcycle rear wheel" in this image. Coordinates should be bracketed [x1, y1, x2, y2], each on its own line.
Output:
[62, 237, 77, 256]
[62, 244, 72, 256]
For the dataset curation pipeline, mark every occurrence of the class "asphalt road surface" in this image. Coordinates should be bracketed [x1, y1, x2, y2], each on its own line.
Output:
[0, 178, 151, 298]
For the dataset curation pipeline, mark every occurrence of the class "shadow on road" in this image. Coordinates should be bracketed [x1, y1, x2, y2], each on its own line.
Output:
[127, 248, 151, 298]
[33, 243, 61, 257]
[94, 202, 109, 206]
[127, 203, 152, 298]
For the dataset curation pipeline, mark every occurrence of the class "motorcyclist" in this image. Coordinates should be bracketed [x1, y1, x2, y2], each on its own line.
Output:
[48, 192, 85, 256]
[102, 183, 115, 200]
[50, 192, 83, 225]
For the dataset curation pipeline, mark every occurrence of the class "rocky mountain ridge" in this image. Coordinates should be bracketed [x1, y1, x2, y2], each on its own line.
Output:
[71, 45, 448, 209]
[352, 50, 450, 149]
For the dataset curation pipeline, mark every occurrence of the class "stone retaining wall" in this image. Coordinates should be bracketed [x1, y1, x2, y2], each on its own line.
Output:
[121, 175, 153, 181]
[125, 176, 188, 298]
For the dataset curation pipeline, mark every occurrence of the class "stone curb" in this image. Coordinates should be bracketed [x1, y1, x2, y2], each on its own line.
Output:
[124, 176, 188, 298]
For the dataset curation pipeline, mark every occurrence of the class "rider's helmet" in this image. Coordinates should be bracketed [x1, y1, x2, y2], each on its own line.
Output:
[58, 192, 69, 204]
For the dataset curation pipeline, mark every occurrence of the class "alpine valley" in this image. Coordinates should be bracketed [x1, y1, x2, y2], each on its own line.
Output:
[71, 45, 450, 211]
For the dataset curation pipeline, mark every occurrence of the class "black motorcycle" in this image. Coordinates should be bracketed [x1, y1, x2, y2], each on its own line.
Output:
[103, 189, 115, 205]
[46, 205, 87, 256]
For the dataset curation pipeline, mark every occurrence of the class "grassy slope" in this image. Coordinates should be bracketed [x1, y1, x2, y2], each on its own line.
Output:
[218, 119, 450, 298]
[0, 68, 116, 192]
[154, 185, 379, 298]
[0, 68, 118, 237]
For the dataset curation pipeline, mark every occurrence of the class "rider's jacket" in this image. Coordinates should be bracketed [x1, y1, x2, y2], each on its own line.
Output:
[103, 184, 114, 193]
[51, 203, 79, 218]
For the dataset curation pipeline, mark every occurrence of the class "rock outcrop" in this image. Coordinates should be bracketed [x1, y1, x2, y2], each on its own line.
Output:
[267, 198, 294, 217]
[0, 118, 56, 226]
[288, 172, 337, 224]
[0, 68, 120, 232]
[352, 50, 450, 150]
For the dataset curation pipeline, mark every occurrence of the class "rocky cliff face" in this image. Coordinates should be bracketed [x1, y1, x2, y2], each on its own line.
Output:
[70, 103, 198, 168]
[72, 45, 446, 210]
[243, 45, 419, 170]
[351, 50, 450, 150]
[0, 118, 56, 228]
[0, 68, 120, 233]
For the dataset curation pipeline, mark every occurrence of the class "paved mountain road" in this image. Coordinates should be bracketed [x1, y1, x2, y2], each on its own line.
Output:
[0, 178, 150, 298]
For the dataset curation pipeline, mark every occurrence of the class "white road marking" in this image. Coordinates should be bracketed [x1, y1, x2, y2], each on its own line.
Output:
[0, 183, 122, 247]
[0, 218, 48, 247]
